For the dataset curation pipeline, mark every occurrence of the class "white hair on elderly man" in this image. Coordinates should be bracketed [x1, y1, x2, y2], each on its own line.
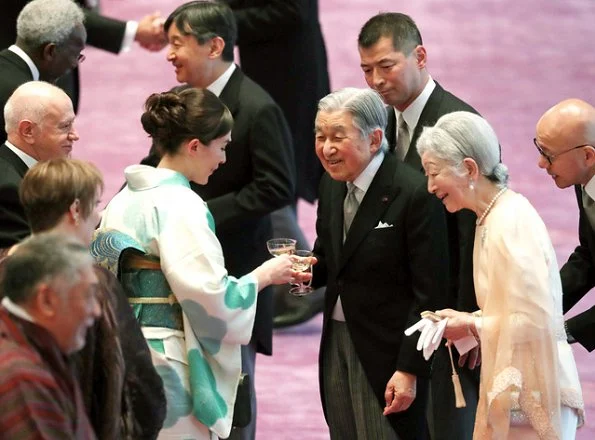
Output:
[17, 0, 85, 47]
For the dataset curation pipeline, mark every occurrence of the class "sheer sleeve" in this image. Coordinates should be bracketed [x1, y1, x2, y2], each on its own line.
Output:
[476, 201, 561, 439]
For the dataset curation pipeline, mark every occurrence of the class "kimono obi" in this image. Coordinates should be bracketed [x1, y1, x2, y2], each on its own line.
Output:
[120, 265, 183, 331]
[91, 229, 183, 331]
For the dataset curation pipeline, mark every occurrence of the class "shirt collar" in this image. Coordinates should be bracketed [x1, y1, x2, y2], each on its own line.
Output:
[206, 64, 236, 97]
[351, 150, 385, 197]
[2, 297, 35, 323]
[584, 174, 595, 200]
[395, 76, 436, 133]
[8, 45, 40, 81]
[4, 141, 37, 169]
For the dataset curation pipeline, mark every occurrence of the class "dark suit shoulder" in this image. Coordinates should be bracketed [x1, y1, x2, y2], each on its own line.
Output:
[432, 82, 478, 115]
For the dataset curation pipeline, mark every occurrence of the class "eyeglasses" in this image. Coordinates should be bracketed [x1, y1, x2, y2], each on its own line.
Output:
[533, 138, 591, 165]
[77, 53, 86, 64]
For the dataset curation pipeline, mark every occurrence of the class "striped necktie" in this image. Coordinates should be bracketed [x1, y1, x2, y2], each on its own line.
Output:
[343, 182, 360, 239]
[396, 113, 410, 161]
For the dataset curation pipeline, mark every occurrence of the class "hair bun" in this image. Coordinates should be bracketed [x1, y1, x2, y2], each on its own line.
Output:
[141, 92, 187, 140]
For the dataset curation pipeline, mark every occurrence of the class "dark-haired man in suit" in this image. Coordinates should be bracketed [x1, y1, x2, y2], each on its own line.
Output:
[143, 2, 295, 439]
[535, 98, 595, 352]
[312, 87, 449, 440]
[224, 0, 331, 328]
[0, 81, 79, 248]
[358, 12, 481, 440]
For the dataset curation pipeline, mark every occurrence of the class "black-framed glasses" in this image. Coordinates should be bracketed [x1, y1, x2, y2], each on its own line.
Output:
[533, 138, 591, 165]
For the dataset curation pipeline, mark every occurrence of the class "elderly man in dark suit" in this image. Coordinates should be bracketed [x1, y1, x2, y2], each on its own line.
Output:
[0, 0, 166, 114]
[142, 2, 295, 439]
[224, 0, 331, 328]
[0, 81, 79, 248]
[0, 0, 86, 145]
[535, 98, 595, 352]
[312, 87, 449, 440]
[358, 13, 481, 439]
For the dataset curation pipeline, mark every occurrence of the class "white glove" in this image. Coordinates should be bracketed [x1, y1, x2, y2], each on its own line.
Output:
[404, 317, 448, 361]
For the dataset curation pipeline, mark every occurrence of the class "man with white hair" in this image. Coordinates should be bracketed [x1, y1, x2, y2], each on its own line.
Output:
[311, 87, 448, 439]
[0, 0, 167, 115]
[0, 81, 78, 248]
[0, 232, 101, 438]
[0, 0, 86, 145]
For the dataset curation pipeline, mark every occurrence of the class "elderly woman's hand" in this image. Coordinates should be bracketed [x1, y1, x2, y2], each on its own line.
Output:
[436, 309, 477, 341]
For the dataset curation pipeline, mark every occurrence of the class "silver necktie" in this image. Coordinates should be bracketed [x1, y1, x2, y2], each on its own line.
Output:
[582, 187, 595, 229]
[343, 182, 360, 239]
[396, 113, 410, 161]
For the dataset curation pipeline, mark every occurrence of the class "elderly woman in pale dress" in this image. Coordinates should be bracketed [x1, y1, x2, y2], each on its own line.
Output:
[417, 111, 584, 439]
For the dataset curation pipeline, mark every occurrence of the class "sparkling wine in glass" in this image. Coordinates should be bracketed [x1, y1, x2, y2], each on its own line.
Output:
[289, 250, 314, 296]
[266, 238, 296, 257]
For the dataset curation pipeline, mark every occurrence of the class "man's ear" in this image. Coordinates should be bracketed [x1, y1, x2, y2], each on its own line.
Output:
[42, 42, 57, 61]
[369, 128, 383, 154]
[209, 36, 225, 59]
[34, 284, 60, 318]
[414, 45, 427, 69]
[583, 145, 595, 166]
[17, 120, 36, 143]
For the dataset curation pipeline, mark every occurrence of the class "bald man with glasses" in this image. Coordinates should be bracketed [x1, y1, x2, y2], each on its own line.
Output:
[535, 98, 595, 352]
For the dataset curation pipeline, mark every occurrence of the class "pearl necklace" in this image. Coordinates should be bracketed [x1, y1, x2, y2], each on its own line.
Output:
[476, 187, 507, 226]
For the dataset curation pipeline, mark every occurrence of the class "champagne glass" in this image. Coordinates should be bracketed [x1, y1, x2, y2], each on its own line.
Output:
[266, 238, 296, 257]
[289, 250, 314, 296]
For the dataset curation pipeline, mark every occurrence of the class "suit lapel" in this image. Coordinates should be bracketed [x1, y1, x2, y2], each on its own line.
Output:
[404, 82, 446, 171]
[218, 65, 242, 116]
[328, 180, 346, 270]
[386, 106, 396, 151]
[339, 154, 400, 268]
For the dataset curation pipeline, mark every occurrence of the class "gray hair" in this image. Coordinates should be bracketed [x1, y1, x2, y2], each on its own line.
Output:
[317, 87, 389, 152]
[4, 81, 68, 133]
[16, 0, 84, 47]
[417, 111, 509, 187]
[1, 232, 93, 304]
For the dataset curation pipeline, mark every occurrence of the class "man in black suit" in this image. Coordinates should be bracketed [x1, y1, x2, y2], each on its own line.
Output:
[535, 98, 595, 352]
[0, 81, 79, 248]
[157, 3, 295, 439]
[224, 0, 331, 328]
[358, 12, 480, 440]
[312, 87, 449, 440]
[0, 0, 86, 145]
[0, 0, 167, 114]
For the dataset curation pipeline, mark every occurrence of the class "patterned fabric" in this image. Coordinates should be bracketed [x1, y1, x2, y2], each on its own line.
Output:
[0, 307, 96, 439]
[96, 165, 259, 439]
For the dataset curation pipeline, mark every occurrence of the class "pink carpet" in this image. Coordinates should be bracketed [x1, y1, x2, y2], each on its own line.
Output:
[75, 0, 595, 438]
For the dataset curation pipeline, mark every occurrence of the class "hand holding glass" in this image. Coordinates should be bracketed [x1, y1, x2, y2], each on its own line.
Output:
[289, 250, 314, 296]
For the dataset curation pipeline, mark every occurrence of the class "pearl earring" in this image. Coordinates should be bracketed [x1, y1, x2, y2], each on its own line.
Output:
[469, 180, 475, 190]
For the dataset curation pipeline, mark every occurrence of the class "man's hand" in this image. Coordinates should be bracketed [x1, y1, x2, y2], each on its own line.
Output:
[383, 370, 416, 415]
[135, 11, 167, 51]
